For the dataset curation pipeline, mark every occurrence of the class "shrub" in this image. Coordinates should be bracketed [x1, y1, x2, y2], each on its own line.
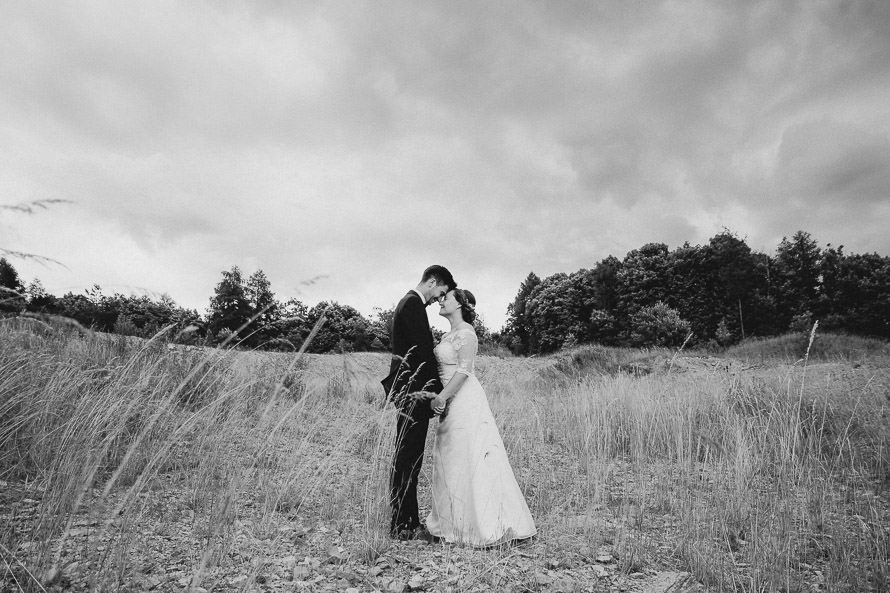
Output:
[628, 301, 691, 347]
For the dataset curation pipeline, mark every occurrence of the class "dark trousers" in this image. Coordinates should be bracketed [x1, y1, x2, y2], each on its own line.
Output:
[390, 404, 430, 534]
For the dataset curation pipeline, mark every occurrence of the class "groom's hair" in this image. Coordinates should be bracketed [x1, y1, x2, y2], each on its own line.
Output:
[421, 265, 456, 290]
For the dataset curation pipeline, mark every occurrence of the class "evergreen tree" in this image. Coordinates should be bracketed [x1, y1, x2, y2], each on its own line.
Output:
[773, 231, 822, 330]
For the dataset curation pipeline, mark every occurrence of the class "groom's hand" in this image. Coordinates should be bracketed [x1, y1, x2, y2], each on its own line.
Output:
[431, 395, 447, 415]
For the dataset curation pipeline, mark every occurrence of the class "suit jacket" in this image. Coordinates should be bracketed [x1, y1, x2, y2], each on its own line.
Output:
[382, 291, 442, 412]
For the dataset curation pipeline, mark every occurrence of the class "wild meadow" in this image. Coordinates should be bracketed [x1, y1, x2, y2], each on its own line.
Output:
[1, 317, 888, 592]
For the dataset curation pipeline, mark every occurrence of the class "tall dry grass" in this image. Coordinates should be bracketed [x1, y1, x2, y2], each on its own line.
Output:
[0, 317, 392, 591]
[1, 319, 888, 592]
[531, 330, 889, 591]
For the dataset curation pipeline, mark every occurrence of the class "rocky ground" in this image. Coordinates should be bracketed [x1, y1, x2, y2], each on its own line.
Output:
[1, 472, 701, 593]
[3, 344, 887, 592]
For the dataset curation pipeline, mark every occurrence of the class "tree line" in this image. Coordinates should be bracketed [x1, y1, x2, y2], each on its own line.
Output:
[501, 230, 890, 354]
[3, 229, 888, 354]
[0, 260, 402, 353]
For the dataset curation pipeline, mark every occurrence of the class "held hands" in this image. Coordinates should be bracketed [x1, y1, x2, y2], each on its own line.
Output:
[430, 395, 447, 416]
[411, 391, 447, 416]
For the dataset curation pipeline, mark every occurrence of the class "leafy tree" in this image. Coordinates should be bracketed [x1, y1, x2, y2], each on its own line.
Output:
[615, 243, 671, 341]
[25, 279, 61, 314]
[206, 266, 253, 344]
[819, 246, 890, 338]
[244, 269, 281, 348]
[628, 301, 691, 347]
[664, 242, 714, 341]
[504, 272, 541, 354]
[56, 290, 102, 328]
[616, 243, 671, 312]
[304, 301, 375, 353]
[588, 256, 622, 314]
[370, 305, 394, 350]
[0, 257, 26, 313]
[588, 309, 617, 343]
[668, 232, 776, 344]
[524, 273, 585, 353]
[272, 297, 310, 351]
[110, 293, 200, 340]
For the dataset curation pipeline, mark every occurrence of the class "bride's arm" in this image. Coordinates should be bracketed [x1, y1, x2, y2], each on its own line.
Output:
[432, 374, 468, 413]
[431, 330, 477, 414]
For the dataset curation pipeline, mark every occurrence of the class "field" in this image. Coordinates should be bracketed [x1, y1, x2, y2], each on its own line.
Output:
[1, 319, 888, 592]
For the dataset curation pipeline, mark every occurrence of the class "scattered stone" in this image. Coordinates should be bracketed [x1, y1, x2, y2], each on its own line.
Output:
[137, 575, 164, 590]
[640, 571, 693, 592]
[41, 566, 60, 586]
[62, 562, 80, 577]
[553, 578, 579, 592]
[228, 575, 248, 587]
[326, 544, 348, 564]
[17, 541, 39, 551]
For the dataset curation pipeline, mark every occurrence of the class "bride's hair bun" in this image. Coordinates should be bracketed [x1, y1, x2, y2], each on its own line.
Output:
[454, 289, 477, 324]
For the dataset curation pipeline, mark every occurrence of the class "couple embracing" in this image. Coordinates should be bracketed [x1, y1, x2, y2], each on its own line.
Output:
[382, 265, 536, 546]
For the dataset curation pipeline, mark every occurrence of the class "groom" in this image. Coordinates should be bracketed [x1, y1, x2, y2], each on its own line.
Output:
[382, 264, 456, 540]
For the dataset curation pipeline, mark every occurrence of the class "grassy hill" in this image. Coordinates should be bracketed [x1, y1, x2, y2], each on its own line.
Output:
[1, 319, 888, 592]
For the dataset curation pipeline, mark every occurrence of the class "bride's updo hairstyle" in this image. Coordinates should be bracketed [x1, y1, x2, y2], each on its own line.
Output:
[453, 289, 477, 324]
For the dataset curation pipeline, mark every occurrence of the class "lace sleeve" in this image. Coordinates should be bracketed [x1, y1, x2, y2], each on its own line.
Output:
[453, 328, 478, 377]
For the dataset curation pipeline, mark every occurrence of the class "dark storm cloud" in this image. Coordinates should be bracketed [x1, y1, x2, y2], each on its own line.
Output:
[777, 120, 890, 206]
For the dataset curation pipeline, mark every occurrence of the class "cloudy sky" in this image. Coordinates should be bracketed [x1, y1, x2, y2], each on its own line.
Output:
[2, 1, 889, 331]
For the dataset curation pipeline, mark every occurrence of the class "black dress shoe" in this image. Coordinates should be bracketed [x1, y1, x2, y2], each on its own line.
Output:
[414, 526, 442, 543]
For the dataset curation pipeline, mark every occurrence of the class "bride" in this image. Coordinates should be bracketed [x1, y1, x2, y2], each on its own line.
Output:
[424, 288, 537, 546]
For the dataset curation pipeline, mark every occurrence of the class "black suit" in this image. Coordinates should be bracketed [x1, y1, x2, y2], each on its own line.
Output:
[382, 291, 441, 534]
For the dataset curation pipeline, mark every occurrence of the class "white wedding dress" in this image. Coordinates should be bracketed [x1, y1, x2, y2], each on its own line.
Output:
[425, 326, 537, 546]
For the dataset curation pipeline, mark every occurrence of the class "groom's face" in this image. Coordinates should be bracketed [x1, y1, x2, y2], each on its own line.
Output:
[427, 282, 449, 305]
